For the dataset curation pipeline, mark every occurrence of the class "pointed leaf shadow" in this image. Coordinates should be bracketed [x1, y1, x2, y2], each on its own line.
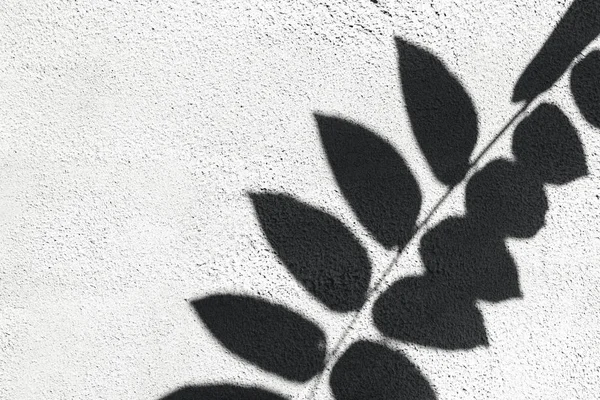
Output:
[571, 50, 600, 128]
[316, 115, 421, 250]
[160, 385, 287, 400]
[330, 340, 437, 400]
[373, 276, 488, 349]
[250, 192, 371, 311]
[513, 103, 588, 184]
[191, 295, 326, 382]
[513, 0, 600, 103]
[420, 217, 521, 302]
[397, 37, 478, 185]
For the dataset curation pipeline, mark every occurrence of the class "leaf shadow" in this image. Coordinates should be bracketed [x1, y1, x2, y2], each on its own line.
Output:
[163, 11, 593, 397]
[397, 38, 478, 186]
[191, 294, 326, 382]
[512, 103, 588, 185]
[316, 114, 421, 250]
[373, 274, 489, 349]
[374, 102, 587, 349]
[571, 50, 600, 129]
[250, 192, 371, 312]
[159, 385, 287, 400]
[330, 341, 437, 400]
[513, 0, 600, 103]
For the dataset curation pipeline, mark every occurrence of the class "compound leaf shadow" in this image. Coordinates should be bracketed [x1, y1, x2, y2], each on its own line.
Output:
[513, 0, 600, 103]
[250, 192, 371, 312]
[160, 385, 287, 400]
[191, 295, 326, 382]
[397, 37, 478, 186]
[316, 114, 421, 250]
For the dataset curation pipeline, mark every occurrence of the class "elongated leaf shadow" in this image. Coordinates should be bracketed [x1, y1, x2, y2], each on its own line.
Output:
[571, 50, 600, 128]
[250, 192, 371, 312]
[374, 103, 587, 349]
[330, 341, 437, 400]
[160, 385, 287, 400]
[513, 0, 600, 103]
[397, 38, 478, 186]
[317, 115, 421, 250]
[191, 295, 326, 382]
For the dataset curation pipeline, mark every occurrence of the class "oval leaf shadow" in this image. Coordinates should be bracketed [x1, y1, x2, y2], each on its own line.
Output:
[160, 385, 286, 400]
[317, 114, 421, 250]
[250, 192, 371, 312]
[330, 340, 437, 400]
[397, 37, 478, 186]
[192, 295, 326, 382]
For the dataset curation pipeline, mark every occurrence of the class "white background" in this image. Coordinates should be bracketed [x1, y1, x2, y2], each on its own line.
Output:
[1, 1, 599, 399]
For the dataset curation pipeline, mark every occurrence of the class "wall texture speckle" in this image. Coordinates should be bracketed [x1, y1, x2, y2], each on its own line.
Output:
[1, 1, 599, 399]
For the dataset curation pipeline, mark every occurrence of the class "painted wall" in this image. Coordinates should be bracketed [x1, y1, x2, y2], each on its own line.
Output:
[1, 1, 599, 399]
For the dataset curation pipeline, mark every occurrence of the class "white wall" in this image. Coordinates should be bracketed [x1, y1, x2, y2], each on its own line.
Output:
[1, 1, 599, 399]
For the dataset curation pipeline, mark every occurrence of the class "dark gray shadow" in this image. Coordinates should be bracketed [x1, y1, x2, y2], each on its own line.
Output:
[191, 295, 326, 382]
[373, 274, 488, 349]
[160, 385, 286, 400]
[397, 38, 478, 186]
[316, 115, 421, 250]
[513, 0, 600, 103]
[329, 340, 437, 399]
[374, 102, 587, 349]
[512, 104, 588, 184]
[466, 160, 547, 240]
[571, 50, 600, 128]
[250, 192, 371, 312]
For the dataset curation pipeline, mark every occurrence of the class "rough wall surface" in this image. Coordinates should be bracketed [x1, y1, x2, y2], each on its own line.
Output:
[1, 1, 599, 399]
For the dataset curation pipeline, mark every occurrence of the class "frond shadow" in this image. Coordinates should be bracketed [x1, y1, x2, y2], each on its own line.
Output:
[163, 2, 593, 397]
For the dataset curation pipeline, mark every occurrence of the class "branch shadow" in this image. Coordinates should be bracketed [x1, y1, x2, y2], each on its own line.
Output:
[374, 103, 587, 349]
[163, 1, 592, 397]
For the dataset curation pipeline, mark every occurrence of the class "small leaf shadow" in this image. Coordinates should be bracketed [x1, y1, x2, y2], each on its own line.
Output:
[316, 114, 421, 250]
[250, 192, 371, 312]
[397, 37, 478, 186]
[513, 0, 600, 103]
[466, 159, 548, 239]
[512, 103, 588, 184]
[571, 50, 600, 129]
[159, 385, 287, 400]
[191, 295, 326, 382]
[420, 217, 521, 302]
[330, 340, 437, 399]
[373, 275, 488, 349]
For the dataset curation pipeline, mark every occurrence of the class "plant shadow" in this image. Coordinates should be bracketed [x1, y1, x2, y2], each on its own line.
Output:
[160, 1, 593, 397]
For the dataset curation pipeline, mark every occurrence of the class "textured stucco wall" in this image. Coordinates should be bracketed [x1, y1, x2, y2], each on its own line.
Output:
[1, 1, 599, 399]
